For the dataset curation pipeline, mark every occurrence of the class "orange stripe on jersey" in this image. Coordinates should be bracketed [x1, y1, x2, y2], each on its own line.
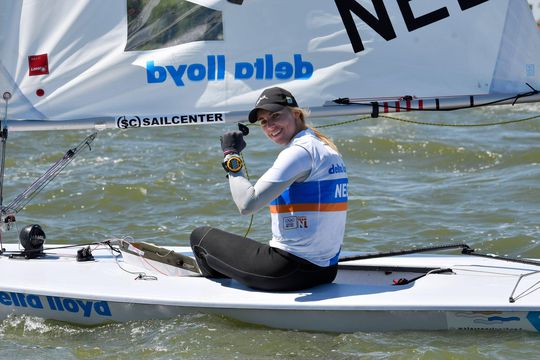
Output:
[269, 202, 348, 214]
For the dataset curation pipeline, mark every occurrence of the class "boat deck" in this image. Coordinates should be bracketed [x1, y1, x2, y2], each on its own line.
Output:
[1, 243, 539, 332]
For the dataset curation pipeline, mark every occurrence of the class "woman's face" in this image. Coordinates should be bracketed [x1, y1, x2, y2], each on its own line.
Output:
[257, 108, 302, 145]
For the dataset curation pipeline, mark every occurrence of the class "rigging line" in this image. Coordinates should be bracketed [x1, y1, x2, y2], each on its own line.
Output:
[512, 82, 539, 105]
[449, 266, 526, 276]
[314, 116, 373, 129]
[116, 238, 170, 276]
[461, 248, 540, 268]
[508, 271, 540, 303]
[441, 265, 540, 303]
[240, 152, 254, 239]
[108, 239, 157, 280]
[378, 114, 540, 127]
[313, 113, 540, 129]
[2, 132, 98, 214]
[338, 243, 470, 262]
[393, 268, 453, 286]
[0, 241, 112, 257]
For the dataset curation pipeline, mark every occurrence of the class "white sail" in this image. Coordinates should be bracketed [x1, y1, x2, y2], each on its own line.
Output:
[1, 0, 540, 131]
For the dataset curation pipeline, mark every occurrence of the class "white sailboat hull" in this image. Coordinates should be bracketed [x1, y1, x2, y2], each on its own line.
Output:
[1, 244, 539, 333]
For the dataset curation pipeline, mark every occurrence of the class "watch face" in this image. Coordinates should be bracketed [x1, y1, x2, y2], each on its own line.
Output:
[229, 158, 240, 168]
[224, 156, 243, 172]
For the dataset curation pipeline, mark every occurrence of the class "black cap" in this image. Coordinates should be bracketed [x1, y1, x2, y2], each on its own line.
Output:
[248, 87, 299, 123]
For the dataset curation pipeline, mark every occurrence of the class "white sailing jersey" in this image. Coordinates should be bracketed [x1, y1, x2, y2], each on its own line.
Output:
[260, 129, 348, 266]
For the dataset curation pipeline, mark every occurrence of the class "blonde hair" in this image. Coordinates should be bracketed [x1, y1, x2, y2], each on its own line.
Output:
[290, 107, 339, 153]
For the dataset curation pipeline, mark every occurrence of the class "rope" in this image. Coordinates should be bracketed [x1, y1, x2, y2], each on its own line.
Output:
[239, 152, 254, 239]
[378, 114, 540, 127]
[312, 113, 540, 130]
[314, 116, 373, 129]
[2, 132, 98, 215]
[109, 238, 158, 280]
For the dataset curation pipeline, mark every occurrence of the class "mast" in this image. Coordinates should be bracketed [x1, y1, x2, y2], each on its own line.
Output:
[0, 91, 11, 252]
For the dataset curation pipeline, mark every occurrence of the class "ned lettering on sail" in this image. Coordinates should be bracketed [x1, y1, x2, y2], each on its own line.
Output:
[335, 0, 490, 53]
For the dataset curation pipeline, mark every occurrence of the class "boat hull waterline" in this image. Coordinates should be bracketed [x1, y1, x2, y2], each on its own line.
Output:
[1, 243, 539, 333]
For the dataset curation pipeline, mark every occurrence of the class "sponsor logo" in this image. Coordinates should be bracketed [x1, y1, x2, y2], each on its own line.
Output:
[446, 311, 532, 331]
[0, 291, 112, 318]
[117, 113, 224, 129]
[328, 163, 347, 174]
[28, 54, 49, 76]
[256, 95, 268, 106]
[283, 216, 308, 230]
[146, 54, 313, 87]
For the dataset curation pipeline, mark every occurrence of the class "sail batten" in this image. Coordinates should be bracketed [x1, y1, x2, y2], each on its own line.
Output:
[1, 0, 540, 130]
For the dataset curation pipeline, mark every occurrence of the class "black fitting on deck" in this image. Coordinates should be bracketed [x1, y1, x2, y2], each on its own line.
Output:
[371, 102, 379, 118]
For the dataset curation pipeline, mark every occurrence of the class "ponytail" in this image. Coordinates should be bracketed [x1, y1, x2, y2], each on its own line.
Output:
[290, 107, 339, 153]
[308, 125, 339, 153]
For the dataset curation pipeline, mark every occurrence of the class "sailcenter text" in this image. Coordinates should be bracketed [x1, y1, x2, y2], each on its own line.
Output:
[117, 114, 224, 129]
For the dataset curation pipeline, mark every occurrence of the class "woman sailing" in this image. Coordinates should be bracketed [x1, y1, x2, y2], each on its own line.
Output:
[190, 87, 348, 291]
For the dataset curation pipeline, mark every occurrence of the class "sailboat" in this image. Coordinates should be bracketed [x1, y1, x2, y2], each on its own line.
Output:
[1, 0, 540, 333]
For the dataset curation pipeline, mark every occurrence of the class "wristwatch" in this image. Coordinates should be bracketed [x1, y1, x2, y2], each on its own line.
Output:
[222, 154, 243, 173]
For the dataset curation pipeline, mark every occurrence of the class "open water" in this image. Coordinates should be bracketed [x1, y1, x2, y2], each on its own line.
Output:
[0, 103, 539, 359]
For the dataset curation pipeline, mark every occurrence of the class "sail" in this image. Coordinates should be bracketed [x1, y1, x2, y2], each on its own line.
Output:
[1, 0, 540, 131]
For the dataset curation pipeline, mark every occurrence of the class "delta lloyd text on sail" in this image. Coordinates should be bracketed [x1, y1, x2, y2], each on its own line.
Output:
[146, 54, 314, 87]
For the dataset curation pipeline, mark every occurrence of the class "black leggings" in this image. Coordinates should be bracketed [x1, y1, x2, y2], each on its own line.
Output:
[190, 226, 338, 291]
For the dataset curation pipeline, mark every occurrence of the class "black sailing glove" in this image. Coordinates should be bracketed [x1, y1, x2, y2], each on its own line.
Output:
[220, 131, 246, 155]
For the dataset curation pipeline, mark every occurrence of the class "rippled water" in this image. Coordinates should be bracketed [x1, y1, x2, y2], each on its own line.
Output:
[1, 103, 540, 359]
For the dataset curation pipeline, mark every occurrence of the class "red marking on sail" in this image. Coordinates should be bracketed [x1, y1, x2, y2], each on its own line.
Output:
[28, 54, 49, 76]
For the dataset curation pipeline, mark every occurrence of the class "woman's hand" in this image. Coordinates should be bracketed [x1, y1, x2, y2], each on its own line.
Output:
[220, 131, 246, 155]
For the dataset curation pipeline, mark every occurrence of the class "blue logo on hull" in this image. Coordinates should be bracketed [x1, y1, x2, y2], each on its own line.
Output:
[0, 291, 112, 318]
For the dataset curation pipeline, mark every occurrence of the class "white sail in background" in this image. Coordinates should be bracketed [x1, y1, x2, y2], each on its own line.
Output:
[1, 0, 540, 131]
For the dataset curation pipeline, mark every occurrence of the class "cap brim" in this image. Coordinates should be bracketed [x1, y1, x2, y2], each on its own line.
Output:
[248, 104, 287, 123]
